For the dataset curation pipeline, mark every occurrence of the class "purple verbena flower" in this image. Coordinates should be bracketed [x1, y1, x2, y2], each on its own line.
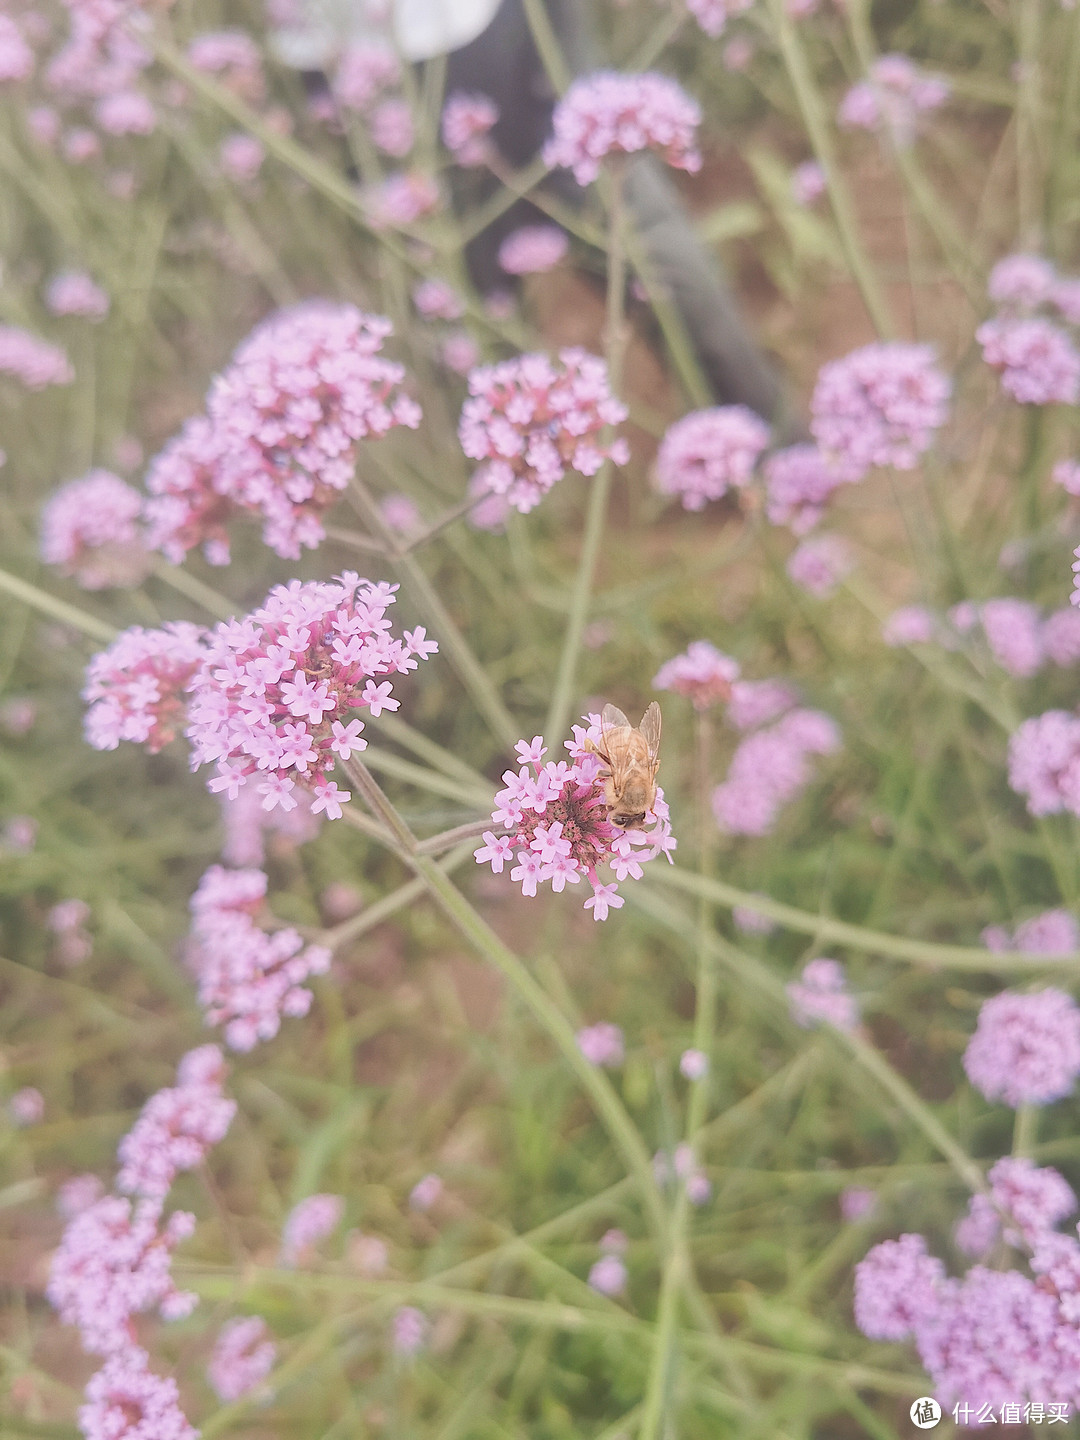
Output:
[40, 470, 148, 589]
[115, 1045, 236, 1200]
[653, 640, 739, 710]
[207, 1316, 277, 1401]
[79, 1347, 197, 1440]
[543, 71, 702, 185]
[963, 988, 1080, 1107]
[498, 225, 569, 275]
[786, 957, 859, 1031]
[280, 1193, 343, 1266]
[655, 406, 770, 511]
[83, 623, 209, 754]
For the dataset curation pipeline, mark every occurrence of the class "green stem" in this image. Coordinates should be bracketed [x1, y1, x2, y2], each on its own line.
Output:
[545, 162, 629, 744]
[648, 865, 1080, 971]
[348, 476, 518, 750]
[152, 560, 235, 621]
[1013, 1104, 1038, 1159]
[638, 1201, 686, 1440]
[520, 0, 571, 93]
[767, 0, 894, 338]
[340, 758, 667, 1237]
[0, 567, 117, 643]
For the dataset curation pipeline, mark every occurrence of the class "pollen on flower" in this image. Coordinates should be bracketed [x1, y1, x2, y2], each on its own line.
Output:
[543, 70, 702, 185]
[474, 717, 675, 918]
[186, 866, 332, 1051]
[185, 574, 436, 813]
[459, 349, 629, 514]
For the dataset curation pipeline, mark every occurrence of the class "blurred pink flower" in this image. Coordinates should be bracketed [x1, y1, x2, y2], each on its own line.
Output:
[334, 42, 398, 111]
[45, 270, 109, 319]
[977, 316, 1080, 406]
[9, 1086, 44, 1126]
[0, 323, 73, 388]
[497, 225, 569, 275]
[684, 0, 753, 38]
[713, 709, 840, 835]
[588, 1254, 627, 1295]
[576, 1022, 625, 1066]
[786, 533, 853, 597]
[280, 1193, 343, 1266]
[40, 470, 148, 589]
[543, 71, 701, 185]
[656, 405, 770, 511]
[207, 1316, 276, 1401]
[653, 640, 739, 710]
[372, 97, 414, 156]
[786, 958, 858, 1031]
[1007, 709, 1080, 816]
[219, 132, 265, 181]
[441, 90, 499, 165]
[392, 1305, 429, 1355]
[115, 1045, 236, 1200]
[413, 279, 464, 320]
[790, 159, 825, 205]
[79, 1348, 197, 1440]
[764, 443, 844, 533]
[964, 989, 1080, 1107]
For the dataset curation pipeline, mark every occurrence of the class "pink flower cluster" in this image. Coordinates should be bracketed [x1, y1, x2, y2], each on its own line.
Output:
[144, 305, 419, 562]
[0, 14, 34, 81]
[498, 225, 569, 276]
[983, 909, 1080, 956]
[653, 640, 739, 710]
[963, 988, 1080, 1107]
[810, 342, 951, 482]
[334, 42, 399, 112]
[413, 279, 463, 321]
[48, 1192, 195, 1343]
[459, 349, 628, 513]
[884, 597, 1080, 673]
[839, 54, 949, 146]
[209, 303, 421, 559]
[474, 724, 675, 920]
[855, 1159, 1080, 1414]
[40, 470, 149, 589]
[46, 1039, 238, 1440]
[655, 405, 771, 511]
[786, 532, 854, 597]
[83, 622, 209, 754]
[116, 1044, 236, 1200]
[956, 1157, 1077, 1257]
[712, 706, 840, 836]
[576, 1021, 625, 1066]
[185, 574, 436, 816]
[79, 1349, 197, 1440]
[207, 1316, 277, 1401]
[786, 958, 858, 1031]
[280, 1192, 343, 1265]
[764, 444, 850, 534]
[543, 71, 702, 185]
[220, 784, 321, 867]
[186, 866, 332, 1051]
[683, 0, 754, 39]
[187, 30, 264, 101]
[0, 322, 73, 388]
[978, 253, 1080, 406]
[1008, 710, 1080, 817]
[46, 0, 151, 104]
[366, 171, 441, 229]
[441, 90, 499, 165]
[653, 1143, 711, 1205]
[45, 270, 109, 319]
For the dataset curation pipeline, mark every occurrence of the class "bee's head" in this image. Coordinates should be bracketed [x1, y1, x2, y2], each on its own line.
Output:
[611, 810, 646, 830]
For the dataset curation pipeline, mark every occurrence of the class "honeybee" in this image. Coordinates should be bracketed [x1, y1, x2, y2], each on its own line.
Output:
[583, 702, 662, 830]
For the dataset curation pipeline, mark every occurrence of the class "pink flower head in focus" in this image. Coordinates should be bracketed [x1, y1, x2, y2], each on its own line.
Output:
[653, 640, 739, 710]
[786, 533, 854, 597]
[441, 90, 499, 165]
[576, 1021, 624, 1066]
[543, 71, 702, 185]
[45, 271, 109, 319]
[764, 444, 847, 533]
[40, 470, 148, 590]
[79, 1347, 197, 1440]
[810, 342, 950, 482]
[977, 316, 1080, 406]
[281, 1193, 344, 1265]
[713, 708, 840, 835]
[459, 348, 628, 514]
[475, 717, 675, 918]
[83, 623, 209, 754]
[786, 957, 859, 1031]
[0, 323, 73, 388]
[498, 225, 569, 275]
[185, 573, 435, 813]
[46, 1196, 197, 1354]
[115, 1045, 236, 1200]
[186, 866, 332, 1051]
[207, 1316, 277, 1401]
[963, 988, 1080, 1107]
[655, 405, 771, 511]
[204, 302, 422, 559]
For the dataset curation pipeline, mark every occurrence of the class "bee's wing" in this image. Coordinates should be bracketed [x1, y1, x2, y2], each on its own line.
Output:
[639, 702, 662, 771]
[601, 703, 631, 730]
